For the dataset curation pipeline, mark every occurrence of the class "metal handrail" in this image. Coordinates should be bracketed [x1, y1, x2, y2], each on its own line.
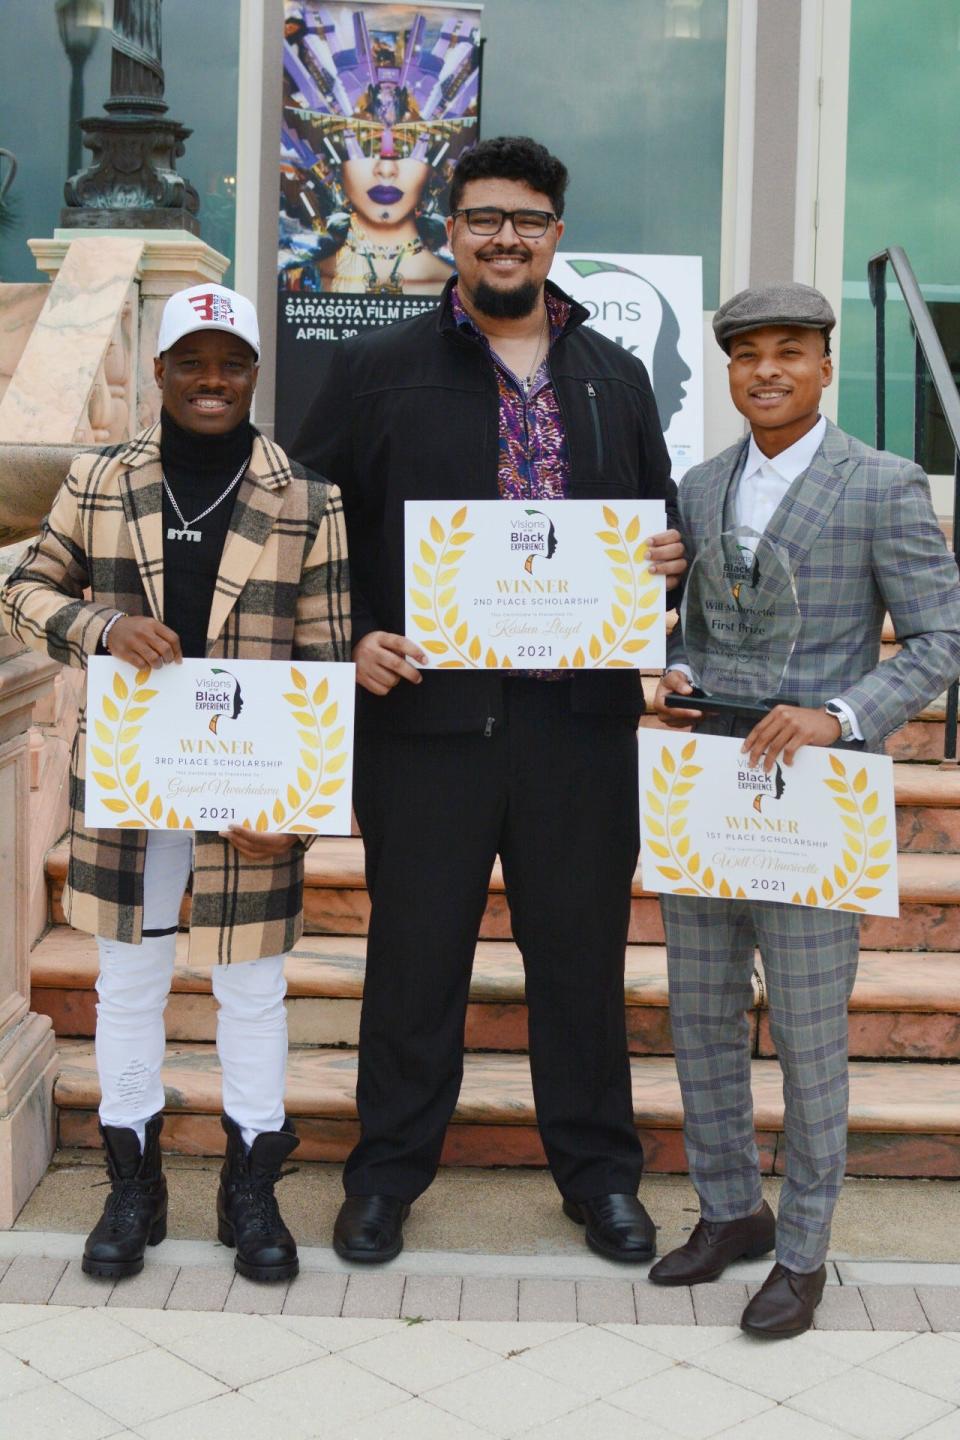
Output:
[868, 245, 960, 762]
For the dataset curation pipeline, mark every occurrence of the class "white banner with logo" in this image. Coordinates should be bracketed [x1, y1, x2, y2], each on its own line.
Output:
[549, 253, 704, 479]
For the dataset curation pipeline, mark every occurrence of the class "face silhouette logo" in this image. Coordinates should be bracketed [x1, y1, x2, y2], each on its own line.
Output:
[738, 762, 786, 812]
[511, 508, 558, 574]
[202, 669, 244, 735]
[726, 544, 760, 604]
[563, 259, 692, 432]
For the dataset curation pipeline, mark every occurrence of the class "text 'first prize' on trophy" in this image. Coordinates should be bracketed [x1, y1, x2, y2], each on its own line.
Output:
[666, 526, 803, 720]
[404, 498, 668, 669]
[84, 657, 356, 834]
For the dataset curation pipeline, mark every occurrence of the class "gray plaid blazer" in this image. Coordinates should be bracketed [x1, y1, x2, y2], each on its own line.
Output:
[668, 420, 960, 748]
[1, 423, 350, 965]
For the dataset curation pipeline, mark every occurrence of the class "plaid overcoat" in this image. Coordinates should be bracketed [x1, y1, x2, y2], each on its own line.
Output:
[668, 419, 960, 746]
[1, 423, 350, 965]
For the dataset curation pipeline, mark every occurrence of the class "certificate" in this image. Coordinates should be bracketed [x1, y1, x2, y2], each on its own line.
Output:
[85, 657, 355, 834]
[638, 730, 899, 916]
[404, 499, 666, 670]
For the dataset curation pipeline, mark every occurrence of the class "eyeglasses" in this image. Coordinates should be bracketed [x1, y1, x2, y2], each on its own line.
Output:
[451, 206, 557, 238]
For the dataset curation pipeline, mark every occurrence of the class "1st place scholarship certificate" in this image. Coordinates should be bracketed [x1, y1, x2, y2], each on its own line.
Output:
[637, 730, 899, 916]
[85, 657, 355, 834]
[404, 499, 667, 670]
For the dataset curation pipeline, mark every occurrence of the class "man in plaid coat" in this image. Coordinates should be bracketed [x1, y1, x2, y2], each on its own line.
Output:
[649, 282, 960, 1336]
[2, 283, 349, 1283]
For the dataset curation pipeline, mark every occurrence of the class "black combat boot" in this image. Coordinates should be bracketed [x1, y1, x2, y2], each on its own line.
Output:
[217, 1112, 300, 1282]
[82, 1112, 167, 1279]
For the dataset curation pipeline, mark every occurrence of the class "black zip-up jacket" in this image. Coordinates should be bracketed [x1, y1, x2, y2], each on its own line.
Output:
[293, 276, 680, 736]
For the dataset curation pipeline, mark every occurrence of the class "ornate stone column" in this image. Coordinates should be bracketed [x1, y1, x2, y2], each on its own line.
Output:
[0, 649, 59, 1227]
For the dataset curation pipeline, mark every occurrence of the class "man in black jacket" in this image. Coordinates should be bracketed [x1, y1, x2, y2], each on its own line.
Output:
[295, 136, 685, 1263]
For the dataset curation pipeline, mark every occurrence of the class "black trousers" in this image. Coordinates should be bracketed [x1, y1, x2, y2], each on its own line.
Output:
[345, 679, 644, 1201]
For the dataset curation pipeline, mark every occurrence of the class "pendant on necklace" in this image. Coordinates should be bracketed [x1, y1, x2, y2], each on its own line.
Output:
[167, 526, 202, 543]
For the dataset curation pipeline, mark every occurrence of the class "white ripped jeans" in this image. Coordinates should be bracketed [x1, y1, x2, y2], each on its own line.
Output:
[95, 831, 288, 1149]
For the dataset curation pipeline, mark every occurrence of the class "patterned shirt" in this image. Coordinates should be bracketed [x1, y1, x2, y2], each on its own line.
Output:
[450, 284, 572, 499]
[451, 285, 572, 679]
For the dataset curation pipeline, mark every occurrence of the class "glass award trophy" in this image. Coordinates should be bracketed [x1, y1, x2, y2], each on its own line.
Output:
[666, 528, 802, 720]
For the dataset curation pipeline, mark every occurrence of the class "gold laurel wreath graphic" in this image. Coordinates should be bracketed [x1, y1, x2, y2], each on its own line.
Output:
[88, 667, 162, 829]
[278, 669, 347, 833]
[407, 504, 660, 668]
[641, 741, 892, 909]
[89, 665, 346, 833]
[408, 505, 491, 667]
[643, 739, 747, 898]
[792, 753, 892, 911]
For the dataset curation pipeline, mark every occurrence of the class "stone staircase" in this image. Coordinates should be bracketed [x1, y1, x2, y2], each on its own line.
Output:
[29, 707, 960, 1178]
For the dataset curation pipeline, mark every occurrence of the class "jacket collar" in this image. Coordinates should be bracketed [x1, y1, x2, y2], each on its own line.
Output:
[115, 420, 293, 490]
[706, 418, 861, 573]
[436, 274, 590, 338]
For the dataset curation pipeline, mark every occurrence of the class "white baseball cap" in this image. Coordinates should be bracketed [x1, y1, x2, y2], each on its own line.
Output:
[156, 283, 261, 361]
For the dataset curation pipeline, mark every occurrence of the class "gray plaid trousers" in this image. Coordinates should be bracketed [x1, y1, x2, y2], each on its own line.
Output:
[660, 892, 860, 1272]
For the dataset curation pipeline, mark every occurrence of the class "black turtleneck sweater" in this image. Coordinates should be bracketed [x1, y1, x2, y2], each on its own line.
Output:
[160, 409, 255, 658]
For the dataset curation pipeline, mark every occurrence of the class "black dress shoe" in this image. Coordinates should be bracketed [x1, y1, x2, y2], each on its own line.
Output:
[562, 1193, 657, 1262]
[740, 1261, 827, 1338]
[334, 1195, 411, 1263]
[648, 1200, 776, 1287]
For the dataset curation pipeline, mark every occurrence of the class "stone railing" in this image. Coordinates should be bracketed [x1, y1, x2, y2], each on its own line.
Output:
[0, 648, 59, 1226]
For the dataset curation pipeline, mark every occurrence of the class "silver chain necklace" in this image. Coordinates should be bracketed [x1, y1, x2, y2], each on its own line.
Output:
[162, 456, 250, 543]
[522, 307, 550, 391]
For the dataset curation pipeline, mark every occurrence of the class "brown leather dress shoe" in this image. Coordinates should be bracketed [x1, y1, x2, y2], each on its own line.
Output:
[740, 1261, 826, 1338]
[648, 1200, 776, 1286]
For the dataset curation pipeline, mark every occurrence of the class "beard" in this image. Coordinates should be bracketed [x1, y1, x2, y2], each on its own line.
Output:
[471, 277, 541, 320]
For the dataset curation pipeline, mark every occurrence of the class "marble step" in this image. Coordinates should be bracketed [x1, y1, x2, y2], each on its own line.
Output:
[893, 765, 960, 851]
[51, 1040, 960, 1178]
[43, 835, 960, 951]
[31, 926, 960, 1061]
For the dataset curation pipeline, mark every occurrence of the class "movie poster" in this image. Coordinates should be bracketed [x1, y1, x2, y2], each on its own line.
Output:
[549, 254, 704, 478]
[276, 1, 482, 440]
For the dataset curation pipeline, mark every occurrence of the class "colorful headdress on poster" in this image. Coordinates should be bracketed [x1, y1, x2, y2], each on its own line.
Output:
[282, 5, 479, 176]
[284, 6, 480, 122]
[279, 4, 480, 291]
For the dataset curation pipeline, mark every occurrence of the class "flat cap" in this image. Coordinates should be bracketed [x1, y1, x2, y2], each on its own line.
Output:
[713, 282, 835, 350]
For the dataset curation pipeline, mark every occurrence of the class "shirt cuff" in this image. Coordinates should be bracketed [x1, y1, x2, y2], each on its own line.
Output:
[668, 663, 694, 682]
[827, 697, 864, 741]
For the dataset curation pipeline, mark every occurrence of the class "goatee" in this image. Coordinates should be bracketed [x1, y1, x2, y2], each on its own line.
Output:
[472, 278, 540, 320]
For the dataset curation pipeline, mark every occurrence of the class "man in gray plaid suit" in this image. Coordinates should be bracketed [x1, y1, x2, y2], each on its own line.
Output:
[649, 282, 960, 1337]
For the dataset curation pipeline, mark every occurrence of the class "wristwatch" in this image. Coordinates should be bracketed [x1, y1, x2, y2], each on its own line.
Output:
[824, 701, 854, 743]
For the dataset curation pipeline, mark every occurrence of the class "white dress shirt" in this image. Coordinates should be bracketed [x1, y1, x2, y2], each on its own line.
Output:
[673, 415, 862, 738]
[733, 414, 826, 537]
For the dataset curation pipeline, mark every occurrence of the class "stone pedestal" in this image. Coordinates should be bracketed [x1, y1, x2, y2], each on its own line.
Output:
[0, 651, 60, 1227]
[29, 230, 229, 430]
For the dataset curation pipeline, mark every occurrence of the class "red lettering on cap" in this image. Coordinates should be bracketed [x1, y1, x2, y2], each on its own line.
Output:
[188, 293, 235, 325]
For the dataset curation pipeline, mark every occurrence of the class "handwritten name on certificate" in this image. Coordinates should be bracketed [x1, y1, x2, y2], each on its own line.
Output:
[638, 730, 899, 916]
[404, 499, 666, 670]
[85, 657, 355, 835]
